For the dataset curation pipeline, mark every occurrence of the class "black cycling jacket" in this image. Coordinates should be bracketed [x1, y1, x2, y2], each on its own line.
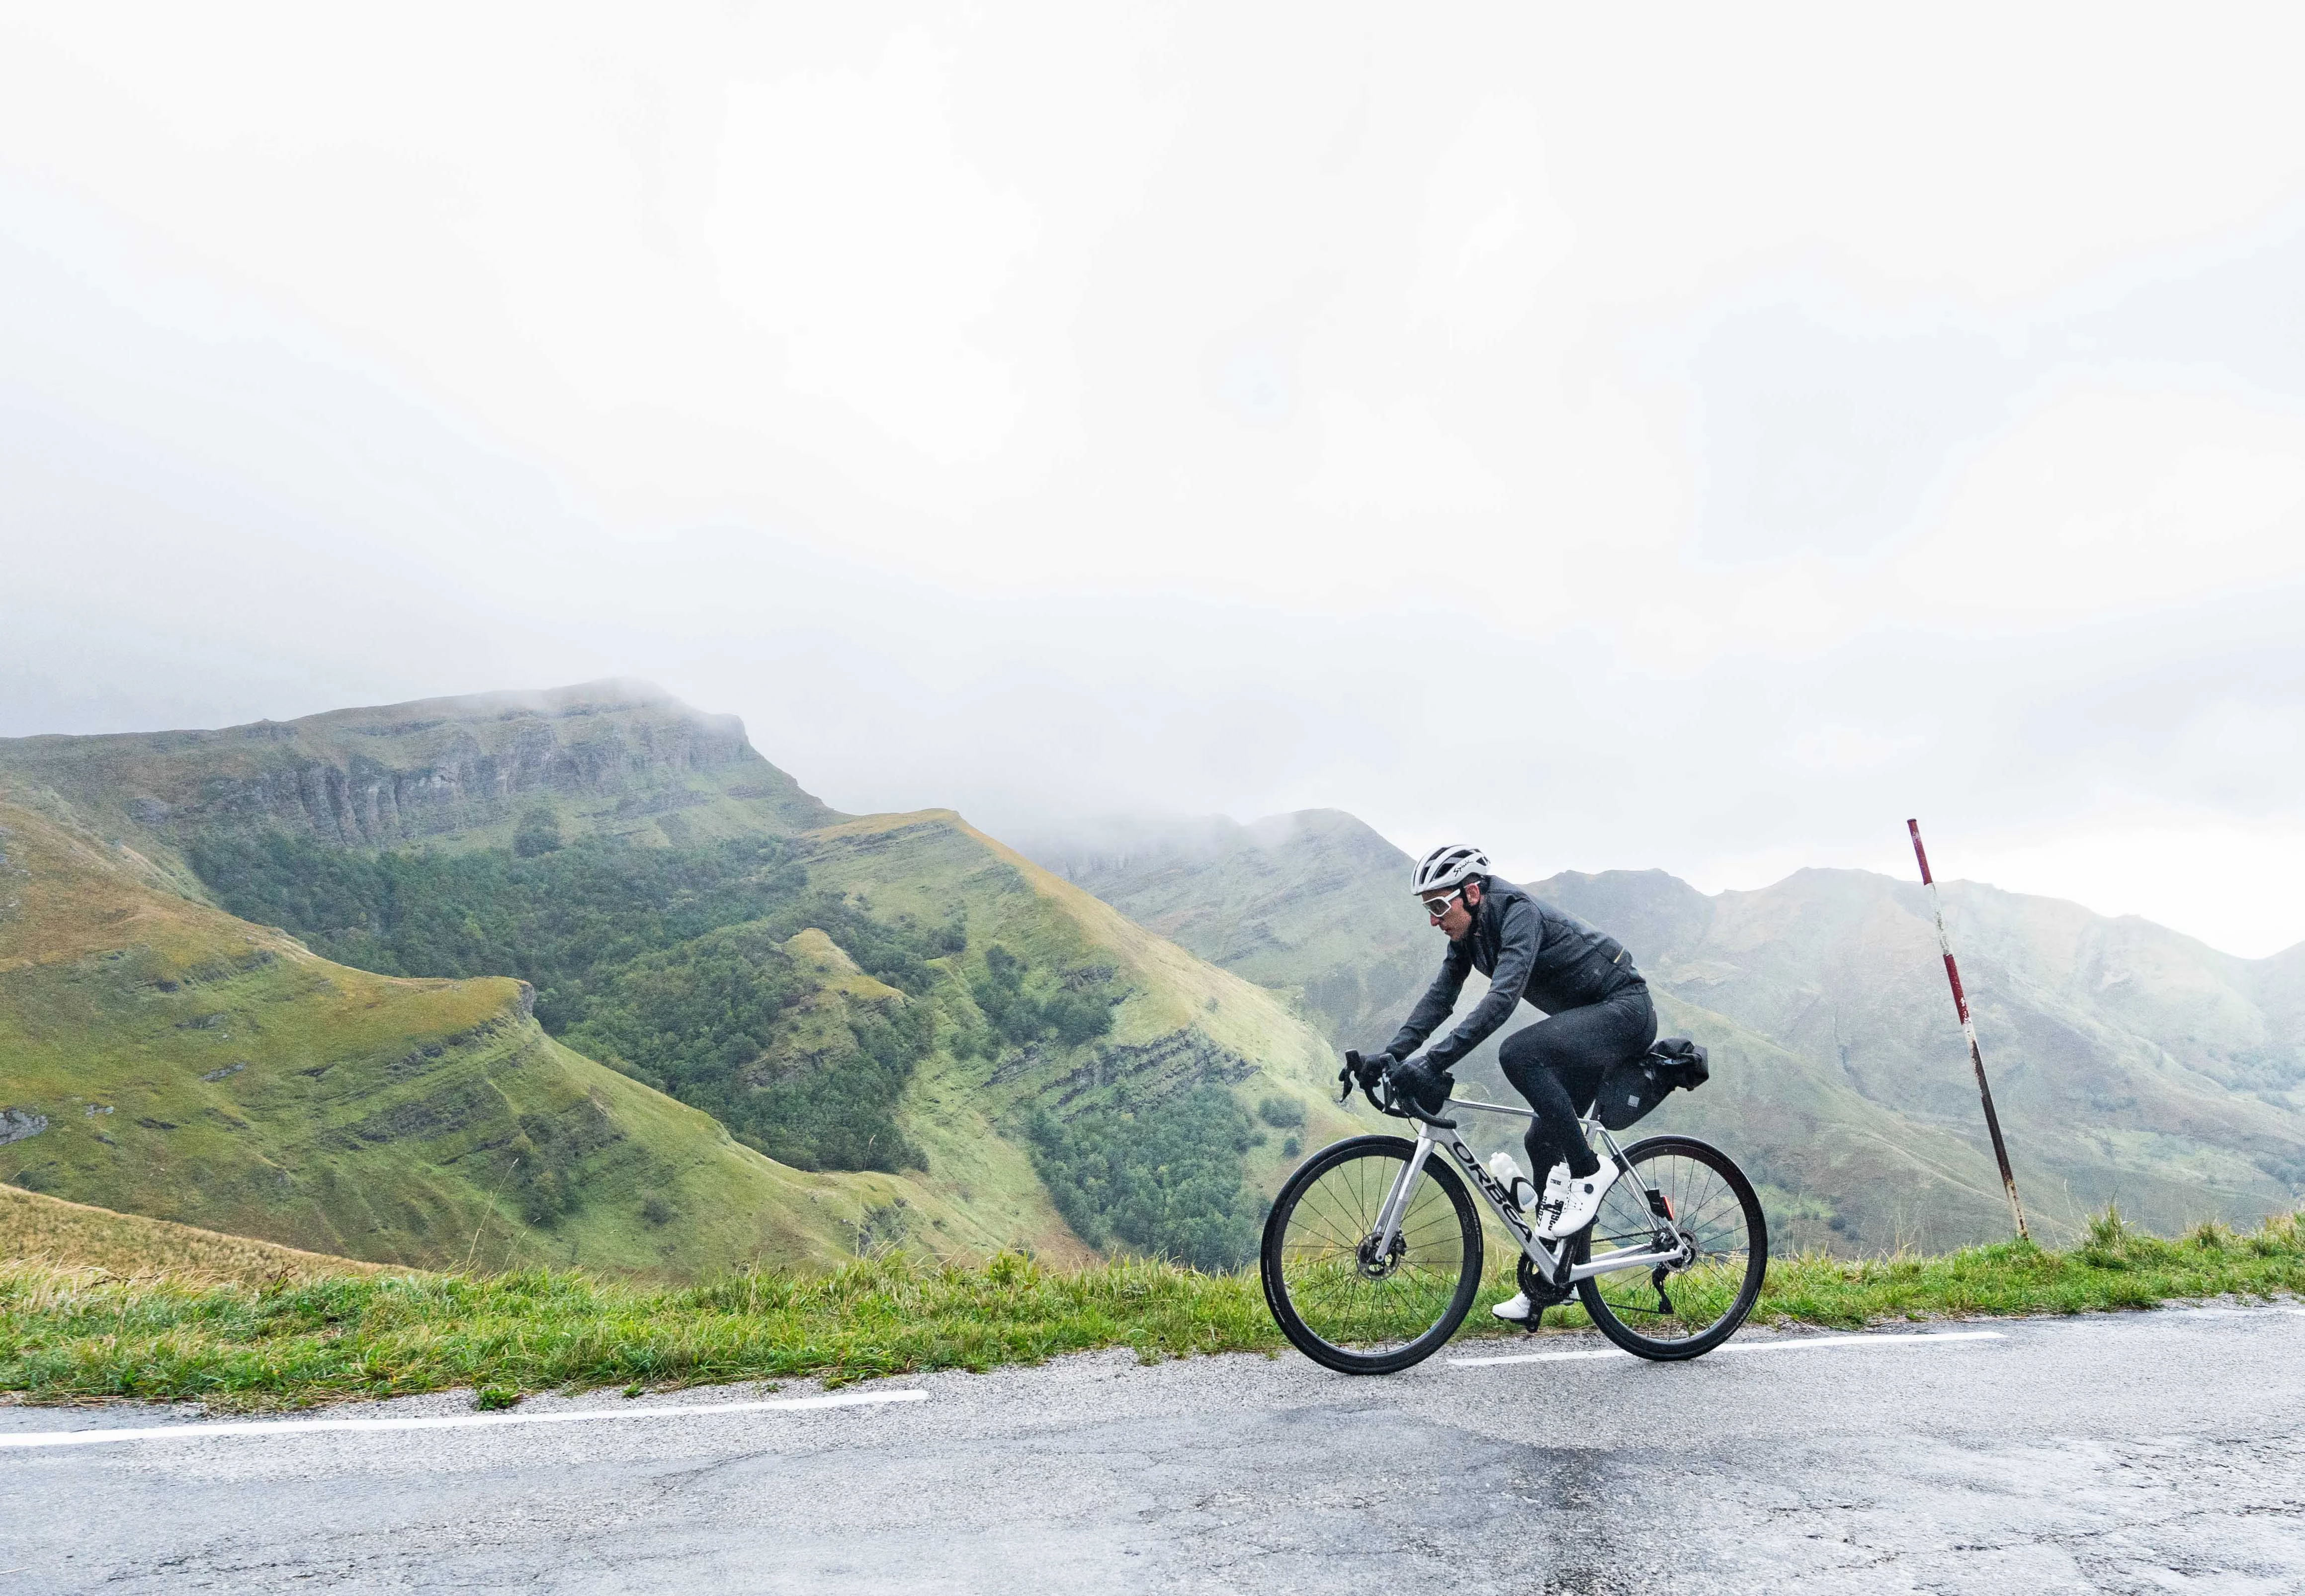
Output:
[1382, 878, 1645, 1071]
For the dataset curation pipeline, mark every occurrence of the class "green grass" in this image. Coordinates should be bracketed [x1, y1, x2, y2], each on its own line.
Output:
[1755, 1207, 2305, 1324]
[6, 1207, 2301, 1411]
[0, 1251, 1274, 1410]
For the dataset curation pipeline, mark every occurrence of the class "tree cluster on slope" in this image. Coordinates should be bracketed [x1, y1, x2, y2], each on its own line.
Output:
[968, 944, 1119, 1053]
[1024, 1085, 1264, 1271]
[187, 831, 808, 1026]
[188, 830, 954, 1174]
[563, 923, 932, 1174]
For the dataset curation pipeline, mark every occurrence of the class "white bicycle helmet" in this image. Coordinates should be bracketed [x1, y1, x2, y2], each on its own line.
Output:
[1410, 843, 1490, 897]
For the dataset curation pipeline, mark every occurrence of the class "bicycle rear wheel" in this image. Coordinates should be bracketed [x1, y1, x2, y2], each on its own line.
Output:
[1260, 1135, 1482, 1374]
[1574, 1135, 1766, 1360]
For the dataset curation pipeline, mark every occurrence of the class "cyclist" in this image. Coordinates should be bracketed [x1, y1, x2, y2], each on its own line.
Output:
[1358, 843, 1657, 1323]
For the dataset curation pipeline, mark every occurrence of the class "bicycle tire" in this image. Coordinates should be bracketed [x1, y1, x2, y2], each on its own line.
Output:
[1573, 1134, 1767, 1361]
[1260, 1134, 1483, 1375]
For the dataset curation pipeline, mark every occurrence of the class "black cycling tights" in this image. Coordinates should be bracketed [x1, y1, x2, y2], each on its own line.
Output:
[1498, 985, 1658, 1179]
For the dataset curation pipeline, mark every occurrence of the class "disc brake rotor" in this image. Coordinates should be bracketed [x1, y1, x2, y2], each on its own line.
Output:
[1355, 1233, 1404, 1279]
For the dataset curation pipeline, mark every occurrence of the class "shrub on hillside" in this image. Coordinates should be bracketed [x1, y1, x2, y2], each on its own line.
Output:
[512, 803, 563, 857]
[185, 830, 809, 1027]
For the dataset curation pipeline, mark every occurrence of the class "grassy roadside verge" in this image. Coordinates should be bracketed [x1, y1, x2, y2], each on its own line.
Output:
[4, 1209, 2300, 1411]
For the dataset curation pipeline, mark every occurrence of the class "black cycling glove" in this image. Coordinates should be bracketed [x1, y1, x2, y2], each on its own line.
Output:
[1346, 1050, 1393, 1092]
[1385, 1056, 1454, 1116]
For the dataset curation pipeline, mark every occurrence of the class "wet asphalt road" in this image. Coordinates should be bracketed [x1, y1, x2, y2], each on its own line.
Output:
[3, 1306, 2303, 1593]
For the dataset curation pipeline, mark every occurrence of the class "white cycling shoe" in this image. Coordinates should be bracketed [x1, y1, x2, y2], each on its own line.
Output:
[1536, 1161, 1618, 1240]
[1491, 1291, 1536, 1323]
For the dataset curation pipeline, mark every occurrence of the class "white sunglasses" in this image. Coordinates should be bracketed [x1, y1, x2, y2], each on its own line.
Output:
[1422, 887, 1464, 921]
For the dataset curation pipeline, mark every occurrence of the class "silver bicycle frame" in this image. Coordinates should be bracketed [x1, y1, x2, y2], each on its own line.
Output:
[1372, 1096, 1685, 1284]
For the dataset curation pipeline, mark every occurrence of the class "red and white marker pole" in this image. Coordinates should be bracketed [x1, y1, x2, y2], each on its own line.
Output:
[1908, 820, 2029, 1241]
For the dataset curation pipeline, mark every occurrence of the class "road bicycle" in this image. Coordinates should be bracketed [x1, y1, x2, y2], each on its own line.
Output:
[1258, 1051, 1768, 1375]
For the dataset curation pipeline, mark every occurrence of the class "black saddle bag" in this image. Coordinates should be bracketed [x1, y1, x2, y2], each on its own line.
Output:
[1592, 1037, 1710, 1131]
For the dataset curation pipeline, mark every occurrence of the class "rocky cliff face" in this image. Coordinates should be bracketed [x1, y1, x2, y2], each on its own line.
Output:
[0, 680, 837, 848]
[155, 710, 754, 845]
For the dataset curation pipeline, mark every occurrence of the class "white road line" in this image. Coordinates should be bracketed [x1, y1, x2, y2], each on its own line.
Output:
[0, 1388, 927, 1451]
[1451, 1347, 1632, 1367]
[1450, 1329, 2006, 1368]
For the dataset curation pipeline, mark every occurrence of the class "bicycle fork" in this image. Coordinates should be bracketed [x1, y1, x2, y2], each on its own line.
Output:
[1365, 1135, 1439, 1274]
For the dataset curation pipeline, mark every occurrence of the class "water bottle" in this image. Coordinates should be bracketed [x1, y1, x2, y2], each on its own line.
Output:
[1486, 1151, 1537, 1211]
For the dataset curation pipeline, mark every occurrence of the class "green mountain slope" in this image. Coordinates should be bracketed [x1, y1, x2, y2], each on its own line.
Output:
[1, 687, 1359, 1272]
[0, 797, 921, 1274]
[791, 811, 1361, 1266]
[1031, 810, 2305, 1250]
[1622, 989, 2018, 1253]
[1, 1183, 388, 1284]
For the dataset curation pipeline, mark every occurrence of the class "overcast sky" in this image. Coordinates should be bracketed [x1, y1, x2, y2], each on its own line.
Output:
[5, 5, 2305, 955]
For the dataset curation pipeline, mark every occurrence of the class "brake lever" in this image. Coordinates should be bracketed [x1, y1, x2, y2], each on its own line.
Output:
[1338, 1050, 1361, 1105]
[1364, 1065, 1402, 1117]
[1366, 1059, 1458, 1130]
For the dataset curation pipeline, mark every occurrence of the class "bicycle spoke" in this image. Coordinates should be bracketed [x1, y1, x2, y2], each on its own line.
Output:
[1270, 1144, 1479, 1368]
[1573, 1141, 1764, 1358]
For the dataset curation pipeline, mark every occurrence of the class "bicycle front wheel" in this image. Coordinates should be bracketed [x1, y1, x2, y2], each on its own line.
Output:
[1260, 1135, 1482, 1374]
[1574, 1135, 1767, 1360]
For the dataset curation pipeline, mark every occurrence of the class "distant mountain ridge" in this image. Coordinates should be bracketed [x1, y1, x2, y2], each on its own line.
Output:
[19, 683, 2299, 1267]
[1031, 808, 1430, 1044]
[1029, 810, 2305, 1252]
[1535, 865, 2305, 1219]
[0, 679, 838, 859]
